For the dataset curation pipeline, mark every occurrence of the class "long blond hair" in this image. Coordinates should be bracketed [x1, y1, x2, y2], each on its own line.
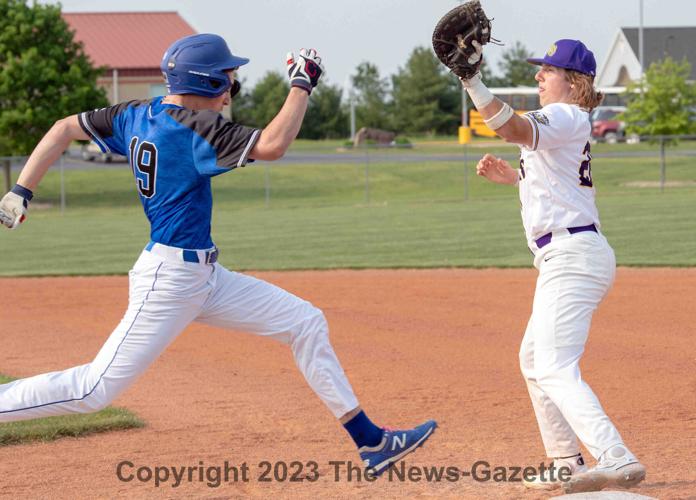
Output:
[566, 70, 603, 111]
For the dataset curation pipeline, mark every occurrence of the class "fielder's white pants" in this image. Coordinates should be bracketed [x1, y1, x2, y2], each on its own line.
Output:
[0, 246, 359, 422]
[520, 230, 624, 459]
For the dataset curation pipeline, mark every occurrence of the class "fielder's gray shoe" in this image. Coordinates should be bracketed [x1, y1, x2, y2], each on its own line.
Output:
[562, 444, 646, 494]
[522, 453, 587, 491]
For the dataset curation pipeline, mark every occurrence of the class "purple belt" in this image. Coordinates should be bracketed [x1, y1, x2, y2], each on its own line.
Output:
[535, 223, 597, 249]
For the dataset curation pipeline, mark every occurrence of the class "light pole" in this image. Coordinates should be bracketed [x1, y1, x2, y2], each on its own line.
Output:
[350, 88, 356, 141]
[344, 76, 356, 141]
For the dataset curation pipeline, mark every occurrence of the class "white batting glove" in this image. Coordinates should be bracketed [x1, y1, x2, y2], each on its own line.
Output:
[0, 184, 33, 229]
[286, 48, 325, 94]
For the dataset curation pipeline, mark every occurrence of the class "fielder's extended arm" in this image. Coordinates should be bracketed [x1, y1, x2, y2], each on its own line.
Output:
[430, 1, 533, 147]
[462, 75, 534, 148]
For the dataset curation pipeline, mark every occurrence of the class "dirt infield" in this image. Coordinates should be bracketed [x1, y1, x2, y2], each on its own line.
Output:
[1, 269, 694, 499]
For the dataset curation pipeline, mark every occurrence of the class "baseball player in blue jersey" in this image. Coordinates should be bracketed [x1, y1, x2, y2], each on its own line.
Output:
[0, 34, 435, 476]
[462, 39, 646, 493]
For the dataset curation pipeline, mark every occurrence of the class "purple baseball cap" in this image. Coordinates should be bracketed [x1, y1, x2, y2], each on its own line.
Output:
[526, 39, 596, 76]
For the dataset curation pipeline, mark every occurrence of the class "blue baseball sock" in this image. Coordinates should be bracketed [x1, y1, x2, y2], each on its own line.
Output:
[343, 411, 383, 448]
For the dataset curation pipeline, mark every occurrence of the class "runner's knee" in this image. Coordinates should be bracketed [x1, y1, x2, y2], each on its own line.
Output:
[71, 364, 123, 412]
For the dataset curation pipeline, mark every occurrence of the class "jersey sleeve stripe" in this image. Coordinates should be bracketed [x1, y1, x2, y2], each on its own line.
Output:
[78, 112, 112, 153]
[237, 128, 261, 168]
[523, 114, 540, 151]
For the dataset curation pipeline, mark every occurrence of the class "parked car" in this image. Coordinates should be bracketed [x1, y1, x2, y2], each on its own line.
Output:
[81, 141, 127, 163]
[590, 106, 626, 144]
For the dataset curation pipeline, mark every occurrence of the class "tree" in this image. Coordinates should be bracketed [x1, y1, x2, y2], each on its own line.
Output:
[391, 47, 460, 135]
[479, 58, 504, 87]
[299, 83, 349, 139]
[245, 71, 289, 128]
[228, 77, 255, 125]
[351, 62, 391, 130]
[0, 0, 108, 188]
[497, 41, 537, 87]
[622, 57, 696, 137]
[231, 75, 347, 139]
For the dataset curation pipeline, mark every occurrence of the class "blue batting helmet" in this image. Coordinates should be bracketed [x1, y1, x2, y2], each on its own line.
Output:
[160, 34, 249, 97]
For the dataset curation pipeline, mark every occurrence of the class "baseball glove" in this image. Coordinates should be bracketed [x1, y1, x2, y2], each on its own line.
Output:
[432, 0, 493, 79]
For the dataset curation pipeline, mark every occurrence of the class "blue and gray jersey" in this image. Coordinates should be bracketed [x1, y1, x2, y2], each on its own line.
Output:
[78, 96, 260, 249]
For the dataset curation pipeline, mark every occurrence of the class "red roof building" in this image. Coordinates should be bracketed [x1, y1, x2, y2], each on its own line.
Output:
[63, 12, 196, 103]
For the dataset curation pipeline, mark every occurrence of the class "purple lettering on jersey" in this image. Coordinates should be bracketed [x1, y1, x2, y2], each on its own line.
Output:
[528, 111, 549, 126]
[579, 141, 593, 188]
[519, 158, 526, 179]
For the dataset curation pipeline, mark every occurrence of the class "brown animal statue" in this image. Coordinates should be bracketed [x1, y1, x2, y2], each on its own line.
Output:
[353, 127, 396, 147]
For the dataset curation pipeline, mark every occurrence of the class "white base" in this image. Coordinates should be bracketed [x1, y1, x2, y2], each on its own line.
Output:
[554, 492, 656, 500]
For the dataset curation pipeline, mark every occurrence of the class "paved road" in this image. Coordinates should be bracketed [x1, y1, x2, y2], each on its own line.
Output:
[266, 149, 696, 164]
[5, 148, 696, 171]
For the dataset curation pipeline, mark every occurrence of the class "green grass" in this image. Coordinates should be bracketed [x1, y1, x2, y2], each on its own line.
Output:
[1, 149, 694, 275]
[0, 375, 144, 446]
[288, 135, 696, 155]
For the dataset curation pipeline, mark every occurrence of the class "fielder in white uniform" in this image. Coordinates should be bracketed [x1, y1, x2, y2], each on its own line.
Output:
[465, 39, 646, 493]
[0, 34, 436, 476]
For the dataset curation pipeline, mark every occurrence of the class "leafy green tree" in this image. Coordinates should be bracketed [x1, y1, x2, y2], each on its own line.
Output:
[497, 41, 537, 87]
[479, 58, 504, 87]
[299, 83, 349, 139]
[246, 71, 289, 127]
[228, 77, 255, 124]
[391, 46, 460, 134]
[351, 62, 391, 130]
[231, 75, 348, 139]
[0, 0, 108, 187]
[475, 42, 536, 88]
[622, 57, 696, 137]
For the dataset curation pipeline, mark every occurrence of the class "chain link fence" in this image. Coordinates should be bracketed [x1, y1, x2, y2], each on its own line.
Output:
[2, 135, 695, 210]
[2, 155, 68, 211]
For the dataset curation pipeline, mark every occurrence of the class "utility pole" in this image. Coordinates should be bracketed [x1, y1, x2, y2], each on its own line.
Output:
[462, 82, 468, 127]
[345, 76, 356, 141]
[350, 88, 356, 141]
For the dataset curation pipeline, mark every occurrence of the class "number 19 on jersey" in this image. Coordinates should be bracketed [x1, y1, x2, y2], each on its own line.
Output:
[129, 137, 159, 198]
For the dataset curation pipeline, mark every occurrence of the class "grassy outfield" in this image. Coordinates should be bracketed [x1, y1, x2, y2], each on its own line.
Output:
[290, 136, 696, 155]
[0, 149, 694, 276]
[0, 375, 143, 446]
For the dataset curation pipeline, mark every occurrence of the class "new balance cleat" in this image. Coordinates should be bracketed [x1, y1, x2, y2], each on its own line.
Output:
[358, 419, 437, 476]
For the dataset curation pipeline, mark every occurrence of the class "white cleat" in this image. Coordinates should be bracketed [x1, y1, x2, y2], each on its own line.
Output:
[523, 453, 588, 491]
[562, 445, 646, 494]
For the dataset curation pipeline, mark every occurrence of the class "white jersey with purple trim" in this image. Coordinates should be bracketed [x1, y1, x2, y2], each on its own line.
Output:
[518, 103, 599, 248]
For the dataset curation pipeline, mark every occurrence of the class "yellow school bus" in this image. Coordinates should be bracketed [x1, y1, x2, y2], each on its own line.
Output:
[469, 86, 627, 138]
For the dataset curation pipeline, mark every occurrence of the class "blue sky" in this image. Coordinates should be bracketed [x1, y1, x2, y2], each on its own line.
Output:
[46, 0, 693, 91]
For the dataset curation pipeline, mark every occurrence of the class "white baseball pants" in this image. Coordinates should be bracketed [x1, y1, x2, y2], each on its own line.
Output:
[0, 246, 359, 422]
[520, 230, 625, 459]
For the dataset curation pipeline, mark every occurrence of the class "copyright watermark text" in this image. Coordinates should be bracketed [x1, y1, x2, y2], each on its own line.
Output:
[115, 459, 571, 487]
